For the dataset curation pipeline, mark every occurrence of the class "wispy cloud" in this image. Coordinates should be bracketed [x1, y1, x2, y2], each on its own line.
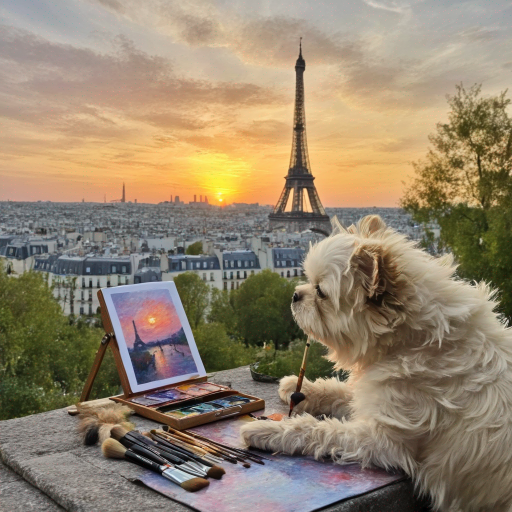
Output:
[361, 0, 410, 14]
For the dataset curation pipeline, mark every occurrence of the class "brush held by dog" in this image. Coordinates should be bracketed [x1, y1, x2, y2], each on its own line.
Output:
[240, 214, 512, 512]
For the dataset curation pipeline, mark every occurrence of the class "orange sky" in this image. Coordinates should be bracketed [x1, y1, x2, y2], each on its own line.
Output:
[1, 0, 511, 207]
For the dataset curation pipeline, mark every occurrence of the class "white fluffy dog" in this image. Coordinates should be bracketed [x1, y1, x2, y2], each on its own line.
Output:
[240, 215, 512, 512]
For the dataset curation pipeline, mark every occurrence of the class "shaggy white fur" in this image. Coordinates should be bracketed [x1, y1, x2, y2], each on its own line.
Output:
[240, 215, 512, 512]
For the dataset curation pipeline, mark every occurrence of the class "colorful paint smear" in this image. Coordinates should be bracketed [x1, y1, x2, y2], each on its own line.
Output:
[136, 415, 404, 512]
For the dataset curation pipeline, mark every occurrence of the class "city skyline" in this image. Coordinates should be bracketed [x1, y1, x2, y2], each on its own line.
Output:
[1, 1, 511, 207]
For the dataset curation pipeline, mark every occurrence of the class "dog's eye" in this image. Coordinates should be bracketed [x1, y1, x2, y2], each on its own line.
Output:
[315, 285, 326, 299]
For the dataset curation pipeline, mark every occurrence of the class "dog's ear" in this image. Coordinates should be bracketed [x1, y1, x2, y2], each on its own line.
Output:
[357, 215, 386, 238]
[350, 243, 384, 299]
[349, 242, 402, 305]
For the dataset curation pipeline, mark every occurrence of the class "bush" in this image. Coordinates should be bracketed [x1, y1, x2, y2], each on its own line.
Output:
[255, 339, 349, 381]
[234, 269, 303, 349]
[193, 322, 256, 372]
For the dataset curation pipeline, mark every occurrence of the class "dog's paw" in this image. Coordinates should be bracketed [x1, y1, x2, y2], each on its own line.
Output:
[240, 419, 286, 452]
[278, 375, 299, 403]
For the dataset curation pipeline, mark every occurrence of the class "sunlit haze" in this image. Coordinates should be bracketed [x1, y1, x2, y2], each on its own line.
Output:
[1, 0, 510, 206]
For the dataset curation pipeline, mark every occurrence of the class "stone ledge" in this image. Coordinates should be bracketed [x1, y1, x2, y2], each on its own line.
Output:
[0, 366, 430, 512]
[0, 462, 64, 511]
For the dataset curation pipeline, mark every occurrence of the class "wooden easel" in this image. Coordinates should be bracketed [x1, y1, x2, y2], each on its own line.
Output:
[79, 290, 133, 402]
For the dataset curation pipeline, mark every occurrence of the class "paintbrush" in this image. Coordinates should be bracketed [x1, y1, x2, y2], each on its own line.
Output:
[162, 428, 245, 465]
[288, 336, 312, 417]
[174, 430, 263, 465]
[111, 426, 225, 479]
[153, 430, 229, 461]
[110, 426, 207, 478]
[146, 431, 223, 468]
[153, 430, 243, 466]
[164, 426, 243, 459]
[167, 427, 269, 464]
[102, 438, 209, 492]
[150, 430, 236, 466]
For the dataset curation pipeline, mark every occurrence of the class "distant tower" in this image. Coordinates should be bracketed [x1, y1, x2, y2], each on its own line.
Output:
[132, 320, 146, 351]
[194, 194, 197, 203]
[170, 195, 173, 203]
[268, 40, 330, 233]
[122, 183, 126, 203]
[175, 195, 180, 203]
[205, 196, 209, 204]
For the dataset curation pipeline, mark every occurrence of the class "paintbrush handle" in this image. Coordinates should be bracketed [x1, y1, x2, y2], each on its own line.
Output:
[124, 450, 165, 473]
[150, 433, 214, 467]
[295, 339, 311, 393]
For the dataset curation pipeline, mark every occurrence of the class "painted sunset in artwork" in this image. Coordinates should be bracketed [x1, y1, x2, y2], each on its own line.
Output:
[111, 289, 198, 385]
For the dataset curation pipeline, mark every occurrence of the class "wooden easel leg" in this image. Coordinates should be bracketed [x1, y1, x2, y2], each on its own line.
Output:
[79, 333, 113, 403]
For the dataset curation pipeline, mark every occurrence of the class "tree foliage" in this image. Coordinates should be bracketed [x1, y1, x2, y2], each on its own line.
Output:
[256, 340, 348, 382]
[0, 265, 119, 420]
[207, 288, 238, 334]
[234, 269, 304, 349]
[185, 241, 203, 255]
[402, 84, 512, 320]
[173, 272, 210, 328]
[192, 322, 256, 372]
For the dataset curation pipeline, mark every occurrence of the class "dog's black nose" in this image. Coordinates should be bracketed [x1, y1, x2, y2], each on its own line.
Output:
[292, 292, 300, 303]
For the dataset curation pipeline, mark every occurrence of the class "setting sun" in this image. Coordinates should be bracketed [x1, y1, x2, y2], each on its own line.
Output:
[148, 316, 156, 325]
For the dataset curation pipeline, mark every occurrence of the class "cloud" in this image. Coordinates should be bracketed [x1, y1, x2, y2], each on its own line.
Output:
[360, 0, 427, 15]
[361, 0, 408, 14]
[0, 25, 283, 145]
[86, 0, 362, 68]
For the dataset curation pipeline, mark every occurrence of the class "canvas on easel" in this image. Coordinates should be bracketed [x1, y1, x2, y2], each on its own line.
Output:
[80, 281, 264, 429]
[101, 281, 206, 393]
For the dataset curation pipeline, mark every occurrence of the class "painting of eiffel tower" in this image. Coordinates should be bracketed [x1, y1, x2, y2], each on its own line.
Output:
[109, 287, 200, 386]
[269, 40, 331, 234]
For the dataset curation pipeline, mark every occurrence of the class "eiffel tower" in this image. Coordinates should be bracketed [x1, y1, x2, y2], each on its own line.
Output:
[132, 320, 146, 351]
[269, 40, 330, 234]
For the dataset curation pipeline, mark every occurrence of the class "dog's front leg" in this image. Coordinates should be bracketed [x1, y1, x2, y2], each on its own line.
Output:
[240, 415, 415, 474]
[279, 375, 353, 419]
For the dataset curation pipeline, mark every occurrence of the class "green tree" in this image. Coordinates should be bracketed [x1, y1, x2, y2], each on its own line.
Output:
[186, 241, 203, 255]
[207, 288, 238, 334]
[173, 272, 210, 328]
[0, 265, 119, 420]
[234, 269, 303, 349]
[402, 84, 512, 320]
[193, 322, 256, 372]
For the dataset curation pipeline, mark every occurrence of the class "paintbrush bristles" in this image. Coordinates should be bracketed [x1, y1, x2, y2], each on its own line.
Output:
[110, 424, 131, 440]
[181, 478, 210, 492]
[102, 438, 127, 459]
[206, 466, 226, 479]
